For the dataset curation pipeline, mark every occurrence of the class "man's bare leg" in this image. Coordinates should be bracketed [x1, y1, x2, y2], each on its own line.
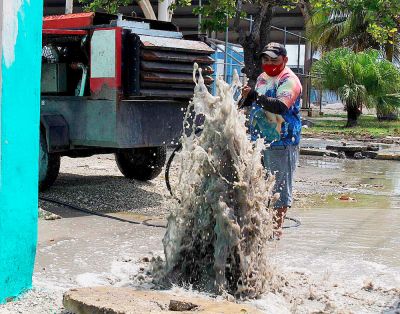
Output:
[274, 207, 288, 239]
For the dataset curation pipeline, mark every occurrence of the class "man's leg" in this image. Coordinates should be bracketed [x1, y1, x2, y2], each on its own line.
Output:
[264, 145, 298, 239]
[273, 207, 288, 238]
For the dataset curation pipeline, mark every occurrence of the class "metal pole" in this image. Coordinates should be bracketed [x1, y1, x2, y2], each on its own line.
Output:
[208, 42, 244, 66]
[224, 21, 229, 81]
[198, 0, 202, 34]
[308, 43, 313, 110]
[271, 26, 307, 40]
[308, 77, 312, 111]
[249, 15, 253, 32]
[66, 0, 73, 14]
[283, 27, 287, 47]
[297, 32, 301, 73]
[303, 41, 313, 110]
[319, 88, 323, 114]
[207, 38, 242, 48]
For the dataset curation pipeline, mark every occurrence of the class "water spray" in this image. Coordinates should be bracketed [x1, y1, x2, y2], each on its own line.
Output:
[162, 64, 277, 298]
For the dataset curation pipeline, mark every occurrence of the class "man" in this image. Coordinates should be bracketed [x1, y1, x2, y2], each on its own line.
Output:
[241, 42, 302, 239]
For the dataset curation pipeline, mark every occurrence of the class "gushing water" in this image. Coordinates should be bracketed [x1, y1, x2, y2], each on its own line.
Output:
[162, 65, 276, 298]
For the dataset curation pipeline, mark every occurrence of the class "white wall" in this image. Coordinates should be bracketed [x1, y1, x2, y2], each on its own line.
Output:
[285, 44, 305, 67]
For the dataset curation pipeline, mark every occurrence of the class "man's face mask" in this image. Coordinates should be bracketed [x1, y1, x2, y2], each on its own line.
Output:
[262, 63, 285, 77]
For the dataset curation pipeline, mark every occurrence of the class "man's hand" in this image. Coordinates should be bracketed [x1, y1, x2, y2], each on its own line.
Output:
[239, 86, 257, 109]
[242, 86, 252, 99]
[239, 86, 289, 115]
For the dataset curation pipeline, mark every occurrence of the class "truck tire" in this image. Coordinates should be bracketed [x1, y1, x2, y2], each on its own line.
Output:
[39, 130, 60, 191]
[115, 146, 167, 181]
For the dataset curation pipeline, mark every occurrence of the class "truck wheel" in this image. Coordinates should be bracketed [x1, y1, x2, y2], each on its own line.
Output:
[39, 131, 60, 191]
[115, 146, 167, 181]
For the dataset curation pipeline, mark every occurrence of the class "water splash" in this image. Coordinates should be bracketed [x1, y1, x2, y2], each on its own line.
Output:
[163, 64, 276, 299]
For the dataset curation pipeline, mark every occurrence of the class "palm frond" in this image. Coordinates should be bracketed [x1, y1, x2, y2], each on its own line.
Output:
[313, 49, 400, 113]
[307, 7, 399, 62]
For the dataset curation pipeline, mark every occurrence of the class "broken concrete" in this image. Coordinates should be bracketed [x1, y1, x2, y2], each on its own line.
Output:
[63, 287, 263, 314]
[362, 151, 379, 159]
[169, 300, 198, 311]
[381, 136, 400, 144]
[375, 152, 400, 161]
[311, 142, 400, 160]
[301, 118, 315, 128]
[326, 145, 369, 152]
[300, 148, 339, 157]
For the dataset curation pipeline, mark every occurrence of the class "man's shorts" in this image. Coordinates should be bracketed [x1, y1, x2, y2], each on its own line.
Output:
[263, 145, 299, 208]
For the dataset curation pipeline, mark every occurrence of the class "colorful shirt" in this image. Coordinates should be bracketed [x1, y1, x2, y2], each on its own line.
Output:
[249, 67, 302, 147]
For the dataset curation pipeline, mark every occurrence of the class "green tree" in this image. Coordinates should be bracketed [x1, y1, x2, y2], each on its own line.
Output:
[307, 0, 400, 62]
[78, 0, 296, 85]
[312, 48, 400, 127]
[79, 0, 132, 14]
[173, 0, 299, 86]
[77, 0, 316, 86]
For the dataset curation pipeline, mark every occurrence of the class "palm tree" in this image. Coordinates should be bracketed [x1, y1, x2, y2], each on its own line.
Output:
[307, 8, 400, 64]
[312, 48, 400, 127]
[308, 9, 400, 120]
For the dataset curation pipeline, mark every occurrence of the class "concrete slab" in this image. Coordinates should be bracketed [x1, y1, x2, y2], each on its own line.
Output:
[63, 287, 263, 314]
[300, 148, 339, 157]
[301, 138, 366, 149]
[375, 153, 400, 161]
[326, 144, 369, 152]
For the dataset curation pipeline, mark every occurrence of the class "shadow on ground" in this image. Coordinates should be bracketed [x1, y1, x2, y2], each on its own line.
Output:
[39, 173, 166, 218]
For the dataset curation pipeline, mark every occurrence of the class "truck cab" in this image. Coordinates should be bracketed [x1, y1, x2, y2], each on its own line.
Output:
[40, 12, 214, 191]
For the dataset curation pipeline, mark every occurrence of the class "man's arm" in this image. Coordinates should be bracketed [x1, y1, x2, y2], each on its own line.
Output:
[275, 76, 302, 110]
[256, 95, 289, 115]
[240, 90, 289, 115]
[240, 75, 301, 114]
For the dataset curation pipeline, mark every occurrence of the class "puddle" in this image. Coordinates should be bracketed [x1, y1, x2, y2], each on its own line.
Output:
[284, 155, 400, 311]
[303, 158, 341, 170]
[309, 193, 397, 209]
[300, 157, 400, 209]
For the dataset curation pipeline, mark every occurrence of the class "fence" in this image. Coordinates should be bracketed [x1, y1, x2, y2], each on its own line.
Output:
[205, 24, 315, 110]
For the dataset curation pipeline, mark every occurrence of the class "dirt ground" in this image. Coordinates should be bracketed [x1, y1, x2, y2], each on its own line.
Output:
[1, 151, 400, 313]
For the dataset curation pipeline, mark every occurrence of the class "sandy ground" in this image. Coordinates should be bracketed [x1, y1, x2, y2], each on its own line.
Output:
[1, 152, 400, 313]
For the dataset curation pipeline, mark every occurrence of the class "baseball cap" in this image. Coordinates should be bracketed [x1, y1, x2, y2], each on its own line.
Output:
[260, 42, 287, 58]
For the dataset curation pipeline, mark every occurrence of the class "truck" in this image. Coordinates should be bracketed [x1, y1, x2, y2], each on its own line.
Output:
[39, 12, 214, 191]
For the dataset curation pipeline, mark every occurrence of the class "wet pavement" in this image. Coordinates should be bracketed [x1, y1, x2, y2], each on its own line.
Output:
[294, 155, 400, 210]
[2, 153, 400, 313]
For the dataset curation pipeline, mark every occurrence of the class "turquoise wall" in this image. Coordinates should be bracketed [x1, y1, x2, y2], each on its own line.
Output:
[0, 0, 43, 303]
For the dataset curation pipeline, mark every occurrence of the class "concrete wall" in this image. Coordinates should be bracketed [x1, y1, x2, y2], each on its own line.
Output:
[0, 0, 43, 303]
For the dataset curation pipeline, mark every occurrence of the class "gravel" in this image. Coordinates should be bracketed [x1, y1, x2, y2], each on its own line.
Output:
[39, 151, 180, 218]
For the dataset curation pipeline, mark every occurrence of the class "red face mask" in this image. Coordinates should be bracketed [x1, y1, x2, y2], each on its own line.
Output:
[262, 63, 285, 77]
